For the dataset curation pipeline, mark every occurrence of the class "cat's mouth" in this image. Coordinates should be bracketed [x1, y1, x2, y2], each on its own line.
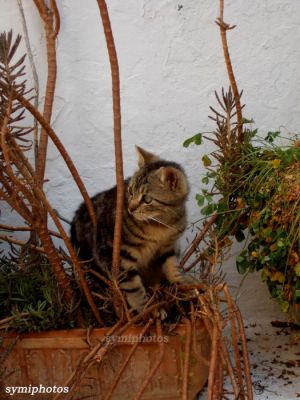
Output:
[129, 209, 159, 224]
[128, 209, 147, 221]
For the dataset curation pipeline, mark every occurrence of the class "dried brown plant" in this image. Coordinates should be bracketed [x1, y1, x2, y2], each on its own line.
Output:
[0, 1, 254, 399]
[0, 30, 102, 324]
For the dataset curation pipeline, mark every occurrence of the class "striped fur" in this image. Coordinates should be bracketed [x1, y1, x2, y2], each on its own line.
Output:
[70, 146, 189, 313]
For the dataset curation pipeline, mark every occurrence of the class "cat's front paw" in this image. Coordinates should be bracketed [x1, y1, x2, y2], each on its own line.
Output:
[178, 273, 199, 285]
[127, 293, 150, 315]
[177, 274, 200, 299]
[153, 307, 168, 321]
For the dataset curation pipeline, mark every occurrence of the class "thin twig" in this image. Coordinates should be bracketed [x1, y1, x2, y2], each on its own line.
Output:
[53, 321, 124, 400]
[236, 307, 254, 400]
[0, 234, 44, 254]
[11, 89, 97, 229]
[216, 0, 243, 142]
[104, 319, 153, 400]
[133, 319, 164, 400]
[0, 312, 31, 328]
[207, 325, 219, 400]
[16, 0, 40, 168]
[224, 285, 245, 399]
[55, 303, 166, 399]
[182, 318, 192, 400]
[180, 214, 218, 268]
[49, 0, 60, 38]
[0, 224, 60, 238]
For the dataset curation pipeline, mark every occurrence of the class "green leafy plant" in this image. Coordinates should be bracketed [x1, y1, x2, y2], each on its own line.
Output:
[185, 88, 300, 312]
[0, 256, 85, 332]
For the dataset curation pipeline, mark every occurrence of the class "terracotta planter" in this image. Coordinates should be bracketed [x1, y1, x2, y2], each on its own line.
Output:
[3, 321, 210, 400]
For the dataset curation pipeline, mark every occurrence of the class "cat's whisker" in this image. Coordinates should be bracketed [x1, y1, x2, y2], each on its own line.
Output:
[164, 205, 182, 217]
[148, 216, 179, 232]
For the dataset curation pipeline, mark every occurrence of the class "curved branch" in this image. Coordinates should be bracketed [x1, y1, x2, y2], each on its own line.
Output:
[104, 319, 153, 400]
[180, 214, 218, 268]
[17, 0, 40, 167]
[0, 234, 44, 253]
[216, 0, 243, 142]
[95, 0, 124, 279]
[33, 0, 58, 186]
[0, 223, 60, 238]
[182, 318, 192, 400]
[50, 0, 60, 38]
[35, 193, 102, 325]
[133, 319, 165, 400]
[11, 89, 97, 229]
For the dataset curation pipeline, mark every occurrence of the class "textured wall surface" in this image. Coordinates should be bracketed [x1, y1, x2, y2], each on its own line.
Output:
[1, 1, 300, 317]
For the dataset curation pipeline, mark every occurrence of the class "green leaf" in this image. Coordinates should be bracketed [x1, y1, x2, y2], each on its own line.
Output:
[217, 201, 229, 213]
[265, 131, 280, 143]
[242, 118, 255, 124]
[202, 176, 209, 185]
[251, 221, 261, 234]
[295, 263, 300, 277]
[206, 195, 213, 203]
[183, 133, 202, 148]
[281, 148, 297, 166]
[201, 203, 216, 216]
[236, 255, 250, 274]
[196, 194, 205, 207]
[202, 154, 212, 167]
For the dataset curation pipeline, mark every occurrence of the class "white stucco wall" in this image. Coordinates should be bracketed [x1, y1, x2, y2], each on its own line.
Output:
[1, 1, 300, 317]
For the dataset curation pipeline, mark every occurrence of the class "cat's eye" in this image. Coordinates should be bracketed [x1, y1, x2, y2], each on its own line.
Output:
[128, 186, 133, 196]
[143, 194, 152, 204]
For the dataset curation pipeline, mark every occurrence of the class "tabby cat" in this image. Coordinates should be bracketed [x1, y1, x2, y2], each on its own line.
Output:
[71, 146, 191, 314]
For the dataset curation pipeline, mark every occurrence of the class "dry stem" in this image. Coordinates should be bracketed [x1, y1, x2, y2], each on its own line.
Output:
[182, 318, 192, 400]
[95, 0, 124, 279]
[12, 89, 97, 229]
[133, 319, 164, 400]
[17, 0, 39, 167]
[224, 285, 245, 399]
[216, 0, 243, 142]
[103, 319, 153, 400]
[180, 214, 218, 268]
[33, 0, 58, 186]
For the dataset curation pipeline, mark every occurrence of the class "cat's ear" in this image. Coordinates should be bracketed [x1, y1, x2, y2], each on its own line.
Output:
[135, 145, 160, 168]
[158, 167, 178, 190]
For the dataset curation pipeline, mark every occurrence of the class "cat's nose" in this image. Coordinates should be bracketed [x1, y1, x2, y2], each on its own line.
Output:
[128, 201, 139, 213]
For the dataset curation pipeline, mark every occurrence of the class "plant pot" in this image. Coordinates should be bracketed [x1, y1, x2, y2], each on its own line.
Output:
[2, 321, 210, 400]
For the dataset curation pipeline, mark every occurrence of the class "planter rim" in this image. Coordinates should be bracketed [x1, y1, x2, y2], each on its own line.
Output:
[2, 320, 206, 339]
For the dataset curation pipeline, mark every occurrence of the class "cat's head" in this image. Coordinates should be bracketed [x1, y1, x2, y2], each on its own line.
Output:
[127, 146, 189, 224]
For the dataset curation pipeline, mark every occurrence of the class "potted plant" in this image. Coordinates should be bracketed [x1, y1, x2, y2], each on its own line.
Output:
[0, 2, 253, 399]
[184, 89, 300, 321]
[182, 0, 299, 323]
